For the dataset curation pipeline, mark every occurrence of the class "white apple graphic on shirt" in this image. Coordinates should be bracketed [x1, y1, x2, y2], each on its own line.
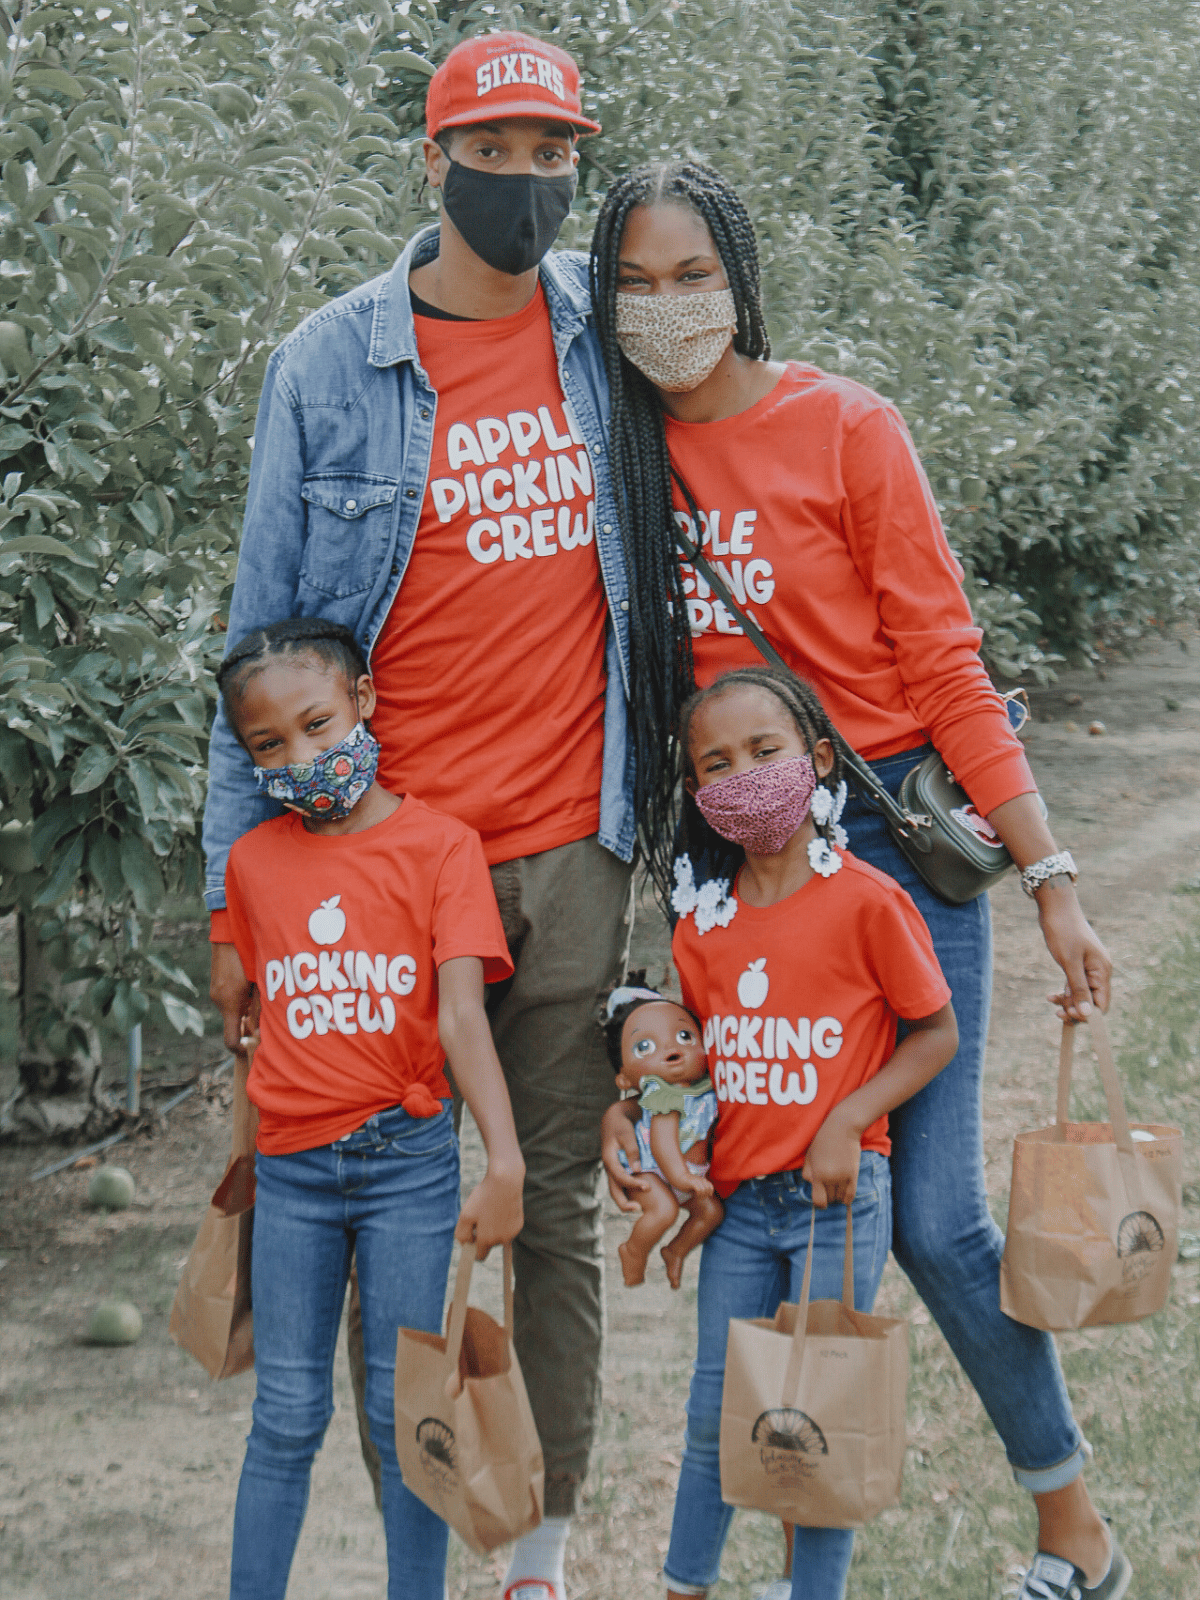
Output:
[308, 896, 346, 945]
[737, 958, 769, 1009]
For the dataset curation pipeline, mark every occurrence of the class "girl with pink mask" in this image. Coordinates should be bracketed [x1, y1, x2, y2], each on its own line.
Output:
[606, 666, 958, 1600]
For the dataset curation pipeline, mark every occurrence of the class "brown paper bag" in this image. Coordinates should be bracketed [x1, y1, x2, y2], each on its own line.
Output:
[719, 1211, 908, 1529]
[1000, 1011, 1182, 1330]
[169, 1050, 258, 1379]
[394, 1244, 543, 1554]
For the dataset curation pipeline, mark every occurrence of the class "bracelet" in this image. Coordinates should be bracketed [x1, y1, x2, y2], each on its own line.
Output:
[1020, 850, 1078, 897]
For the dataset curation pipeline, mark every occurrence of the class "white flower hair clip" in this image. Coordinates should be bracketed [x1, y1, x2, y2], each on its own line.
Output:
[671, 855, 738, 935]
[605, 984, 662, 1020]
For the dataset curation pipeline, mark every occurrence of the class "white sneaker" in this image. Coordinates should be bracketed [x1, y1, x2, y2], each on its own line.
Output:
[755, 1583, 792, 1600]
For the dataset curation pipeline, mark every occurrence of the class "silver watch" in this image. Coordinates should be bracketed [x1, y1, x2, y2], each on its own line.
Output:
[1020, 850, 1078, 897]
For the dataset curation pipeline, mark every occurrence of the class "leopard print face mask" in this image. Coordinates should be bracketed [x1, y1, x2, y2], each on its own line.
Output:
[615, 288, 736, 393]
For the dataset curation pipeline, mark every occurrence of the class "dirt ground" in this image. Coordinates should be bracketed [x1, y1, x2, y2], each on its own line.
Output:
[2, 629, 1199, 1600]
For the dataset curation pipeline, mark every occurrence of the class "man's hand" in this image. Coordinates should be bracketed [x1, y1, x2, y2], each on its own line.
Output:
[211, 942, 253, 1057]
[802, 1106, 863, 1209]
[600, 1099, 650, 1213]
[456, 1167, 525, 1259]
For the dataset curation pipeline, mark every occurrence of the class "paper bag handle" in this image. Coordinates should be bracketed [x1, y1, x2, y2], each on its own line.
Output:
[1055, 1011, 1134, 1157]
[443, 1240, 516, 1390]
[231, 1038, 259, 1161]
[782, 1207, 856, 1407]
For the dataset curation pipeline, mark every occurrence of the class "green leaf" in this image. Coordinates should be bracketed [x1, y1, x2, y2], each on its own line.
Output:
[33, 831, 85, 906]
[70, 744, 119, 794]
[86, 829, 124, 902]
[161, 990, 205, 1037]
[119, 832, 164, 915]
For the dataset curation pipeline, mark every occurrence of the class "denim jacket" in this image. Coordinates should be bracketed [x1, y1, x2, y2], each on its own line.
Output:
[202, 227, 635, 911]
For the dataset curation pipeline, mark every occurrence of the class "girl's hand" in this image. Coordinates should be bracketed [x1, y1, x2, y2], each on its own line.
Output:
[802, 1108, 862, 1209]
[456, 1166, 525, 1260]
[678, 1171, 715, 1198]
[601, 1099, 650, 1213]
[1036, 882, 1112, 1020]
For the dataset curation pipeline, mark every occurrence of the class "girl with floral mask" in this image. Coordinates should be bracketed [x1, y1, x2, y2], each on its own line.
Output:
[214, 617, 524, 1600]
[604, 665, 958, 1600]
[592, 163, 1129, 1600]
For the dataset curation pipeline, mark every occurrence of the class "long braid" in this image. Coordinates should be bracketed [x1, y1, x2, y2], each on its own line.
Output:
[590, 161, 770, 907]
[677, 668, 846, 887]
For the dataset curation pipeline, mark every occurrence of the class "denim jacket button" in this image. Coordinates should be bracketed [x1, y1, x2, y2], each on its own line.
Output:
[391, 562, 399, 574]
[344, 498, 357, 511]
[406, 488, 417, 498]
[602, 523, 612, 534]
[420, 408, 430, 419]
[620, 600, 629, 611]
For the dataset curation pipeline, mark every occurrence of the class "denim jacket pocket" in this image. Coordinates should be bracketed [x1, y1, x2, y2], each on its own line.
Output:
[299, 473, 399, 598]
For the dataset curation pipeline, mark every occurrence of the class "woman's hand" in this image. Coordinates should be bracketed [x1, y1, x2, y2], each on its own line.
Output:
[457, 1165, 525, 1259]
[801, 1106, 862, 1209]
[601, 1099, 651, 1213]
[1037, 880, 1112, 1020]
[985, 794, 1113, 1019]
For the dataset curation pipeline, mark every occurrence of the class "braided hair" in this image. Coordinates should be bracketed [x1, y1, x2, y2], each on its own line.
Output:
[589, 161, 770, 905]
[216, 618, 369, 737]
[677, 667, 845, 888]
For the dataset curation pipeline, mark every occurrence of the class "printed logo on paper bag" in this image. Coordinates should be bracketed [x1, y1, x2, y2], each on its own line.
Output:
[751, 1408, 828, 1482]
[416, 1417, 459, 1493]
[1116, 1210, 1165, 1289]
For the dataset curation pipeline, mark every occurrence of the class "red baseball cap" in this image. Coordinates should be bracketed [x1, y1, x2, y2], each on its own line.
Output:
[425, 31, 601, 139]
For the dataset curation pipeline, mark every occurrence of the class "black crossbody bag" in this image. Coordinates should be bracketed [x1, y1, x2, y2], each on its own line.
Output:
[676, 525, 1026, 905]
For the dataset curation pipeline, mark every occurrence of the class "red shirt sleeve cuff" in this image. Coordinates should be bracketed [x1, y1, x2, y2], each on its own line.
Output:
[209, 909, 234, 944]
[962, 748, 1037, 817]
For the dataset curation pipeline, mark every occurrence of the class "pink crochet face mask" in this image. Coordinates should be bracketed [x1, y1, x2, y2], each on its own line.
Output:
[693, 755, 818, 855]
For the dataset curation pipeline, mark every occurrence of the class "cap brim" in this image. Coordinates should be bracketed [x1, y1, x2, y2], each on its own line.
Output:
[431, 100, 601, 136]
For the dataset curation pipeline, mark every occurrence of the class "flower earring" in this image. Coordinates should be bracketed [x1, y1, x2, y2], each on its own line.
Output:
[807, 779, 849, 877]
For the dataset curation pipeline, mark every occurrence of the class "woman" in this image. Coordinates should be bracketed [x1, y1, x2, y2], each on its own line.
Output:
[592, 162, 1128, 1600]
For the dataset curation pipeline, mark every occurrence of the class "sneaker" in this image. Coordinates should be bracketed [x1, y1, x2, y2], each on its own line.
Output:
[755, 1583, 792, 1600]
[1015, 1537, 1132, 1600]
[504, 1584, 561, 1600]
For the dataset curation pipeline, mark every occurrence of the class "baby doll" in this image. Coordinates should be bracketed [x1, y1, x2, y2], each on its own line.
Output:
[603, 985, 724, 1289]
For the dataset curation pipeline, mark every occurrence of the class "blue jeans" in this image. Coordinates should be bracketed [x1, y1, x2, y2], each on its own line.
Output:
[664, 1152, 892, 1600]
[229, 1103, 459, 1600]
[842, 746, 1084, 1491]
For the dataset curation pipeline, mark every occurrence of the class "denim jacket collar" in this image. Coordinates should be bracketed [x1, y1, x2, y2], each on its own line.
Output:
[369, 224, 591, 372]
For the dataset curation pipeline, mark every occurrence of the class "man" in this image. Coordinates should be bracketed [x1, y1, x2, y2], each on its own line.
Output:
[204, 34, 633, 1600]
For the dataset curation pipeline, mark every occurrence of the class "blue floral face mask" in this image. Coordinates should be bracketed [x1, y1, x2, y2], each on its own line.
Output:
[253, 721, 379, 820]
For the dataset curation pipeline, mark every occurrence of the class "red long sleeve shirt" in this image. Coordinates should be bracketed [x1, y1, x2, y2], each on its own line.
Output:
[672, 362, 1034, 815]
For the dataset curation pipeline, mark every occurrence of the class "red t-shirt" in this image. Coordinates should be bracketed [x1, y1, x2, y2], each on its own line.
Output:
[225, 798, 512, 1155]
[668, 362, 1034, 817]
[369, 284, 609, 865]
[672, 851, 951, 1195]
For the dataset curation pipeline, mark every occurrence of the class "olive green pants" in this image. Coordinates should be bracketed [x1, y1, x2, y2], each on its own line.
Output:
[348, 834, 634, 1516]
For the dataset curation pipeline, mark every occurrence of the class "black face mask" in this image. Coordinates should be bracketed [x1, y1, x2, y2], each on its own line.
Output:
[441, 160, 577, 276]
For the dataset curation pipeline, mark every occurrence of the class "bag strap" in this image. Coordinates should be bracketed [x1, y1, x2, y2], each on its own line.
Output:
[444, 1245, 475, 1378]
[444, 1241, 516, 1380]
[231, 1040, 259, 1161]
[780, 1206, 856, 1406]
[782, 1209, 816, 1407]
[1056, 1011, 1135, 1157]
[672, 507, 915, 831]
[841, 1208, 855, 1310]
